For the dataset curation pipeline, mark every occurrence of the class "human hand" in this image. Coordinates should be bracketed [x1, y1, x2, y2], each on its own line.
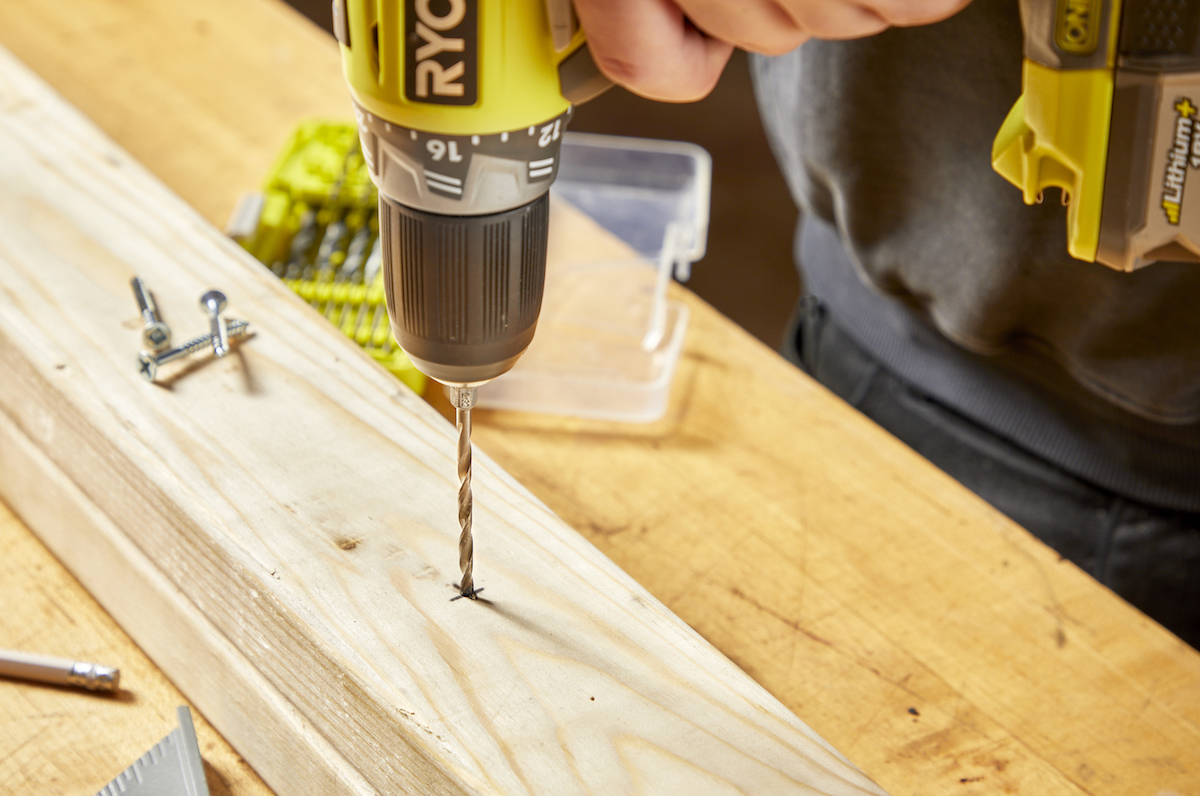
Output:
[573, 0, 973, 101]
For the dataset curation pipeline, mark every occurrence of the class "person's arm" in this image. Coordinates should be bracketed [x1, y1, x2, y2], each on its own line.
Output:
[573, 0, 973, 101]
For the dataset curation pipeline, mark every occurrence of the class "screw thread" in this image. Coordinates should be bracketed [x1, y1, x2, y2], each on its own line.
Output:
[130, 276, 159, 322]
[159, 319, 249, 364]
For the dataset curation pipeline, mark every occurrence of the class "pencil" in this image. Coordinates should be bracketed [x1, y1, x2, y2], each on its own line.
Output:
[0, 648, 120, 692]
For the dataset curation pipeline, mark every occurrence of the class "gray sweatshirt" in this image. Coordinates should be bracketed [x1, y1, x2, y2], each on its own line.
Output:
[752, 0, 1200, 510]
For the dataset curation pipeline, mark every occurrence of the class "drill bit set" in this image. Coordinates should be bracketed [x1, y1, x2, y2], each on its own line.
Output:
[229, 120, 425, 397]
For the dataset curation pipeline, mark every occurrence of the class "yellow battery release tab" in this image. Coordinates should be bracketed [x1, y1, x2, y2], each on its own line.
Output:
[992, 60, 1113, 262]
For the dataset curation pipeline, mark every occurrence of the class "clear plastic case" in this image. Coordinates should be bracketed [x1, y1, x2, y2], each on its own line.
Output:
[475, 133, 712, 422]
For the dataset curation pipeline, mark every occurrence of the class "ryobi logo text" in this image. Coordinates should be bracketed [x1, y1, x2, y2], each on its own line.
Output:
[1161, 97, 1200, 225]
[1054, 0, 1100, 55]
[405, 0, 477, 106]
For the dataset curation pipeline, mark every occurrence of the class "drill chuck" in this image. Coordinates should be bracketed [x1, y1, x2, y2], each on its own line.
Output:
[354, 102, 569, 385]
[378, 192, 548, 385]
[358, 105, 563, 385]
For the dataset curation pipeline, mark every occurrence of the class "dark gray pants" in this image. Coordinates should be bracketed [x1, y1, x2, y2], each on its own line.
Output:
[787, 296, 1200, 649]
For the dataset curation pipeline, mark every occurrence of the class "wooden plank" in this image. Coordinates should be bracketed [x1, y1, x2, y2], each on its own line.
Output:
[0, 413, 346, 796]
[0, 46, 885, 796]
[1, 1, 1199, 795]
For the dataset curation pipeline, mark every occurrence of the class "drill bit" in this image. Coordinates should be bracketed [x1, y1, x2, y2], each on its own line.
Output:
[282, 206, 319, 279]
[450, 385, 482, 600]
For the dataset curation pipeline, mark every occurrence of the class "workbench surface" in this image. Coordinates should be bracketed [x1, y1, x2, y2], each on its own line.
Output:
[1, 1, 1198, 795]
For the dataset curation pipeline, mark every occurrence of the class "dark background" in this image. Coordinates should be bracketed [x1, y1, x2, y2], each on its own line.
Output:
[288, 1, 799, 347]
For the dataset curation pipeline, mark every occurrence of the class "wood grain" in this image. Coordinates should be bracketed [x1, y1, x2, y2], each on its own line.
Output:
[0, 415, 309, 796]
[0, 1, 1198, 795]
[0, 45, 885, 795]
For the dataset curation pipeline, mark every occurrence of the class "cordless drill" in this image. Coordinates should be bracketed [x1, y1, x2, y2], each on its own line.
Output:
[333, 0, 609, 596]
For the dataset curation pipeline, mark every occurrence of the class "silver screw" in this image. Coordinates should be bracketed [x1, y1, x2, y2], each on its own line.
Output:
[130, 276, 171, 352]
[137, 319, 250, 381]
[200, 290, 230, 358]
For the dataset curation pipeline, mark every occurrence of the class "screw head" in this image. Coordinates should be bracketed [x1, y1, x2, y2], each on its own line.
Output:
[200, 290, 227, 315]
[137, 352, 158, 381]
[142, 321, 171, 352]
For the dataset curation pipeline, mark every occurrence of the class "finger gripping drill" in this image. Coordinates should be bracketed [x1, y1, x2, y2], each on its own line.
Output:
[335, 0, 608, 595]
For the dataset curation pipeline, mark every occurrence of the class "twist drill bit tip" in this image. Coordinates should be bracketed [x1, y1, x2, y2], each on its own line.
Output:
[450, 386, 482, 600]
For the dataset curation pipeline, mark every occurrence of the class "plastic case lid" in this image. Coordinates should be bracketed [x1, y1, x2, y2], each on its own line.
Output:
[475, 133, 712, 423]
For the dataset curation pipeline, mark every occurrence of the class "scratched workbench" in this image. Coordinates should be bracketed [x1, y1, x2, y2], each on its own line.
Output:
[1, 0, 1198, 794]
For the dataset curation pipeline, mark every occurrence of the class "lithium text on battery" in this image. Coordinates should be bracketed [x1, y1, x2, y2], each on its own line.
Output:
[1162, 97, 1199, 225]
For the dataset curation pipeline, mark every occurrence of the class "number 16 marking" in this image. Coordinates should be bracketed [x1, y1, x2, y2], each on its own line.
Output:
[427, 139, 463, 162]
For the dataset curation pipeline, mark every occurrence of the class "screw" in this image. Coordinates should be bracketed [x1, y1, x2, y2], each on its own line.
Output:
[200, 290, 230, 358]
[130, 276, 171, 352]
[137, 319, 250, 381]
